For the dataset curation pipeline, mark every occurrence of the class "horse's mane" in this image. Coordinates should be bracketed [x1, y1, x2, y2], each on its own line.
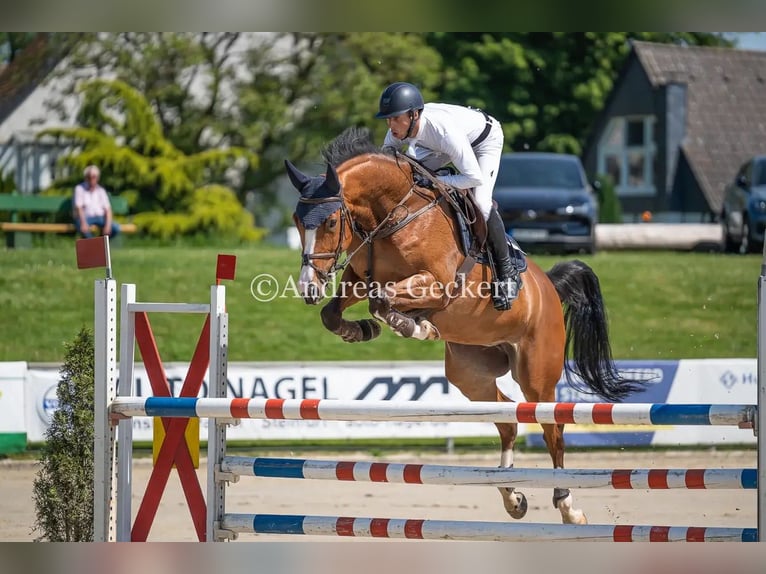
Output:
[321, 126, 387, 167]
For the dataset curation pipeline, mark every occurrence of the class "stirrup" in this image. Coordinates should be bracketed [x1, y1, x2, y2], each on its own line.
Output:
[491, 277, 519, 311]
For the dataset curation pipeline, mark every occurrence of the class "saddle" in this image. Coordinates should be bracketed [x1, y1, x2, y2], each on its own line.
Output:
[447, 189, 528, 277]
[390, 150, 527, 282]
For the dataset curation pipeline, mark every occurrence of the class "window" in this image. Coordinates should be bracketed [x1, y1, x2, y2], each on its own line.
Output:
[597, 116, 656, 196]
[754, 161, 766, 186]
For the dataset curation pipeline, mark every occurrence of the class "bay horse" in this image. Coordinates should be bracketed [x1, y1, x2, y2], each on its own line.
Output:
[285, 127, 640, 525]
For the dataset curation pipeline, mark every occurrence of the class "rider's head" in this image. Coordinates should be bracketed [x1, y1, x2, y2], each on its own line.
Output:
[375, 82, 424, 140]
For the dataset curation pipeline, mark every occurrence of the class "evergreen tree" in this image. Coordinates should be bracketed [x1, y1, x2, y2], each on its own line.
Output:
[32, 328, 95, 542]
[596, 174, 623, 223]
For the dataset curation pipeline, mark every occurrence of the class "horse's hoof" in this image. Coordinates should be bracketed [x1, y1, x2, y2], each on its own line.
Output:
[503, 489, 528, 519]
[562, 511, 587, 525]
[419, 319, 440, 340]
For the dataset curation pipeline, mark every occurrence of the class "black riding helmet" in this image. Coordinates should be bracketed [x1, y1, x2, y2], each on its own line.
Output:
[375, 82, 424, 119]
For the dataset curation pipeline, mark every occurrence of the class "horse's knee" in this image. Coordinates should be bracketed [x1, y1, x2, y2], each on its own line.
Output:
[320, 300, 341, 332]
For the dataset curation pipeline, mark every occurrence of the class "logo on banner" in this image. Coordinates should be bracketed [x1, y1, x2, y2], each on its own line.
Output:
[37, 384, 60, 424]
[719, 370, 756, 389]
[354, 376, 450, 400]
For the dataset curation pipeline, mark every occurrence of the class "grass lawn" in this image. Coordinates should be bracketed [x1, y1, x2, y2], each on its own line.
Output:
[0, 243, 760, 363]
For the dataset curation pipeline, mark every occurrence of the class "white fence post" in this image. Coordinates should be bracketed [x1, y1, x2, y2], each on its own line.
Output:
[93, 278, 117, 542]
[116, 284, 137, 541]
[206, 285, 233, 542]
[758, 242, 766, 541]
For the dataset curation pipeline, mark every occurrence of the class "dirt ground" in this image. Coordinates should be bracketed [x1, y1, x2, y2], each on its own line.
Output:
[1, 449, 756, 542]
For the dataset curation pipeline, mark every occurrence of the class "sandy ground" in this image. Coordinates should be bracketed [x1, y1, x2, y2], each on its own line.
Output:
[1, 449, 756, 542]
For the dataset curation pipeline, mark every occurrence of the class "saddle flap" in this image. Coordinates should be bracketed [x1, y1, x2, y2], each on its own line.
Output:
[448, 193, 527, 275]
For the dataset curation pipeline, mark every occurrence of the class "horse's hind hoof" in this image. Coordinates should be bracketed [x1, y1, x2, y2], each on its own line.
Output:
[562, 511, 588, 525]
[503, 489, 528, 519]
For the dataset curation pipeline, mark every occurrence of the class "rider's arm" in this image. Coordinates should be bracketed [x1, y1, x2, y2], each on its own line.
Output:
[432, 126, 484, 190]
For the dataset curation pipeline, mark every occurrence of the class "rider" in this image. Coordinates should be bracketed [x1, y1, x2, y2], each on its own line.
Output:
[375, 81, 519, 311]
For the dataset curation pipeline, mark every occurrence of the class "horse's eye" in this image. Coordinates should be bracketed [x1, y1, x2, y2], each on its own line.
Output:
[327, 218, 338, 230]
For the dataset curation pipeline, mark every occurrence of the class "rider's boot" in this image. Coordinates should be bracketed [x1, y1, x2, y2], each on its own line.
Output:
[486, 207, 520, 311]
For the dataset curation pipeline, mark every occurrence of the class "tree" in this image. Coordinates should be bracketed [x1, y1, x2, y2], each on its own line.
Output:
[32, 328, 95, 542]
[41, 79, 260, 241]
[49, 33, 442, 220]
[234, 33, 443, 215]
[427, 33, 733, 156]
[48, 33, 242, 156]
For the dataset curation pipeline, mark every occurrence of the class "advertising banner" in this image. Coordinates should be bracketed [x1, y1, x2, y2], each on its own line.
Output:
[0, 361, 27, 453]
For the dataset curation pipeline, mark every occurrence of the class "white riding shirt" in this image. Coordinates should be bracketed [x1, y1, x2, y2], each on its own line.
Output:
[383, 102, 504, 219]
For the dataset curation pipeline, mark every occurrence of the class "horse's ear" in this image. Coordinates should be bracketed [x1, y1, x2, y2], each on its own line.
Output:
[325, 164, 341, 195]
[285, 160, 310, 191]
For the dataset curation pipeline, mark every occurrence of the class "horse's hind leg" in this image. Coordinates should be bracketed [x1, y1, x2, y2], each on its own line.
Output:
[513, 340, 587, 525]
[444, 342, 526, 520]
[495, 389, 528, 519]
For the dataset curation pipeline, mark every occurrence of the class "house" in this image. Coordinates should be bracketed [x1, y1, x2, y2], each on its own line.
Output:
[0, 34, 75, 194]
[582, 40, 766, 220]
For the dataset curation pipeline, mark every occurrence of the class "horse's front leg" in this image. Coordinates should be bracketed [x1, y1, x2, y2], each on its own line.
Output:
[368, 271, 444, 340]
[320, 267, 381, 343]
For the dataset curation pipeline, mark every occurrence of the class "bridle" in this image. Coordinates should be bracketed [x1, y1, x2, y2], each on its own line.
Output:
[297, 166, 443, 286]
[296, 193, 355, 284]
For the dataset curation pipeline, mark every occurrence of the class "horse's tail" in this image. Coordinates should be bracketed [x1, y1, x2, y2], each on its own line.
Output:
[546, 260, 643, 402]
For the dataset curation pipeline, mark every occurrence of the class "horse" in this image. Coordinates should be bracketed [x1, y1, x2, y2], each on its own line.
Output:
[284, 127, 641, 524]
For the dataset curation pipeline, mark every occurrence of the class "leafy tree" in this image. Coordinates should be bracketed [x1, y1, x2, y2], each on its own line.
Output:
[427, 33, 733, 156]
[233, 32, 443, 213]
[48, 33, 242, 156]
[49, 33, 442, 219]
[32, 328, 95, 542]
[41, 79, 260, 241]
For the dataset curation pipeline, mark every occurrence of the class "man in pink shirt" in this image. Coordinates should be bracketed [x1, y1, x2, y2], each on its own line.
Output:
[73, 165, 120, 238]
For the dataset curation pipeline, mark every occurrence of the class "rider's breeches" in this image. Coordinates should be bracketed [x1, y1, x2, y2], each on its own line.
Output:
[472, 123, 504, 220]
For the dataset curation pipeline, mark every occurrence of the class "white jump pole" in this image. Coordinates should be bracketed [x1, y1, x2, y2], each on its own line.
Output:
[115, 284, 137, 541]
[93, 242, 117, 542]
[206, 284, 233, 542]
[758, 240, 766, 540]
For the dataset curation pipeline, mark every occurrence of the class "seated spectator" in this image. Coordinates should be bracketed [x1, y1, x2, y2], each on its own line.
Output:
[73, 165, 120, 238]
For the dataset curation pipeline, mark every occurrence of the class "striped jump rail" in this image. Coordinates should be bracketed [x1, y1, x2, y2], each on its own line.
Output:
[222, 456, 758, 490]
[222, 514, 758, 542]
[110, 397, 757, 427]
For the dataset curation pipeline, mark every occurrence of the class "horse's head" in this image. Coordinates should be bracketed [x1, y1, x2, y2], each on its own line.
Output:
[285, 159, 352, 304]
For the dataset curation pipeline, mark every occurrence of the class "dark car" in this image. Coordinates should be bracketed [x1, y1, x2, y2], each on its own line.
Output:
[721, 156, 766, 254]
[493, 152, 598, 253]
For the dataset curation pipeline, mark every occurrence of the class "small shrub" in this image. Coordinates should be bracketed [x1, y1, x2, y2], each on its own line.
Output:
[32, 328, 95, 542]
[596, 174, 623, 223]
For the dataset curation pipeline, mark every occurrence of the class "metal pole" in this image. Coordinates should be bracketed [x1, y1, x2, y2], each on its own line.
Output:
[758, 241, 766, 541]
[206, 285, 231, 542]
[116, 284, 136, 541]
[93, 279, 117, 541]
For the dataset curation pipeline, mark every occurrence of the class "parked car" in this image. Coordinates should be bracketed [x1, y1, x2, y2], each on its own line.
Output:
[493, 152, 598, 253]
[721, 155, 766, 254]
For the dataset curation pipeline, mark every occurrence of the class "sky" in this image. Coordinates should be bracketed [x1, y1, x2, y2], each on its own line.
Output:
[727, 32, 766, 50]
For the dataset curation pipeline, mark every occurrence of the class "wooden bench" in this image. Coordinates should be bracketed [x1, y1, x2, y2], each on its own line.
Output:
[0, 193, 135, 247]
[0, 222, 138, 233]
